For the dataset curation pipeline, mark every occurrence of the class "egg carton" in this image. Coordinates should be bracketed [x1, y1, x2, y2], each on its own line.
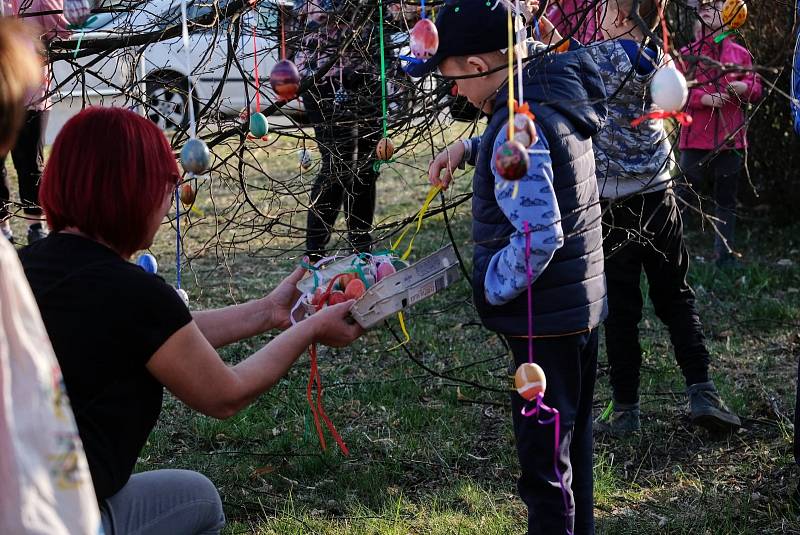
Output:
[351, 245, 461, 328]
[296, 245, 462, 329]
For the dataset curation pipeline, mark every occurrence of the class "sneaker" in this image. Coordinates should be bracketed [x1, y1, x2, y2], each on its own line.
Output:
[687, 381, 741, 433]
[594, 402, 641, 437]
[27, 223, 48, 244]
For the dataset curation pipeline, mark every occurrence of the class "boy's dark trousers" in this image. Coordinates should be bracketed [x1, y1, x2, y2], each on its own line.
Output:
[506, 329, 598, 535]
[602, 188, 710, 405]
[0, 110, 48, 220]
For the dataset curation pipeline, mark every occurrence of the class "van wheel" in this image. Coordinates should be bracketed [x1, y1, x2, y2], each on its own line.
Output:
[145, 72, 199, 131]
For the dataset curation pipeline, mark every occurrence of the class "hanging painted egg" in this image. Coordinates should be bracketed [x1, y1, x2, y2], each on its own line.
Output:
[176, 288, 189, 306]
[514, 362, 547, 401]
[650, 66, 688, 112]
[270, 60, 301, 101]
[722, 0, 747, 30]
[180, 183, 196, 206]
[376, 137, 395, 160]
[249, 112, 269, 138]
[509, 113, 538, 148]
[494, 140, 530, 181]
[298, 149, 313, 170]
[410, 19, 439, 60]
[180, 138, 210, 174]
[136, 253, 158, 274]
[64, 0, 93, 27]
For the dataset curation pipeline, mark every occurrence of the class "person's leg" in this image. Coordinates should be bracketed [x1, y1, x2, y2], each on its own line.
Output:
[9, 110, 48, 243]
[641, 189, 740, 431]
[0, 153, 11, 240]
[602, 197, 646, 408]
[507, 331, 597, 535]
[302, 84, 351, 259]
[677, 148, 711, 225]
[100, 469, 225, 535]
[710, 150, 743, 264]
[345, 74, 380, 253]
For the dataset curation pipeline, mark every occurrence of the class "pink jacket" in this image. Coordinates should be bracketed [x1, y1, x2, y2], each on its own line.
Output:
[546, 0, 602, 44]
[678, 36, 762, 151]
[3, 0, 68, 111]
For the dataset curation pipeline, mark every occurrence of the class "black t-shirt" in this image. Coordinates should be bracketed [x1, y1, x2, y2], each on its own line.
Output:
[19, 233, 192, 501]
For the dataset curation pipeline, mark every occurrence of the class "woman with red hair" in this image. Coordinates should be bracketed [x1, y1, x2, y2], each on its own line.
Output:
[19, 106, 363, 534]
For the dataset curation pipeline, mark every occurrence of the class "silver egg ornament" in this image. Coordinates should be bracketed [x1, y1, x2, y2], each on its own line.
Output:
[180, 138, 210, 175]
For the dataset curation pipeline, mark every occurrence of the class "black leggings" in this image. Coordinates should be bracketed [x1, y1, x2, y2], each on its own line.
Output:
[301, 74, 381, 257]
[679, 148, 743, 258]
[1, 110, 48, 220]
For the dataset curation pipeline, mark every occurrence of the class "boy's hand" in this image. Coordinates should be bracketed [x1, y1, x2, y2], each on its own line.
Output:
[428, 141, 466, 190]
[701, 92, 729, 108]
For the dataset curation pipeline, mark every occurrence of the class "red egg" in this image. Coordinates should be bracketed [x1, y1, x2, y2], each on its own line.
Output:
[270, 60, 301, 101]
[328, 291, 347, 305]
[514, 363, 547, 401]
[338, 272, 358, 288]
[494, 140, 530, 181]
[344, 279, 366, 300]
[310, 288, 324, 306]
[179, 183, 196, 206]
[410, 19, 439, 60]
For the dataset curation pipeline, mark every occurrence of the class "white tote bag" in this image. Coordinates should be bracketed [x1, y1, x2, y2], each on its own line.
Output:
[0, 238, 101, 534]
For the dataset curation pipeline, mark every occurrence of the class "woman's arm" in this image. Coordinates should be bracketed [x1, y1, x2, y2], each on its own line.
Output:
[192, 267, 305, 348]
[147, 300, 363, 419]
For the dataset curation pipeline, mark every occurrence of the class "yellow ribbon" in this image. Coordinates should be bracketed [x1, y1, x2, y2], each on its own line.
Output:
[389, 311, 411, 350]
[391, 184, 442, 261]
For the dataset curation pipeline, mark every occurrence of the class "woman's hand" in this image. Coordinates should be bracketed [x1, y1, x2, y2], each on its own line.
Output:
[307, 300, 364, 347]
[428, 141, 466, 190]
[265, 266, 306, 331]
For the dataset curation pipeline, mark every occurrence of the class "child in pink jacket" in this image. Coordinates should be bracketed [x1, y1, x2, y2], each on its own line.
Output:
[679, 0, 762, 267]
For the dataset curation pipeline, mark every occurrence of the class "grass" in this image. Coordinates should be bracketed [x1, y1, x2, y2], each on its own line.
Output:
[5, 126, 800, 534]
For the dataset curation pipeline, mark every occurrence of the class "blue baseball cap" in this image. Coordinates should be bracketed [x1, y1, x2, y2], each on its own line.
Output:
[405, 0, 517, 78]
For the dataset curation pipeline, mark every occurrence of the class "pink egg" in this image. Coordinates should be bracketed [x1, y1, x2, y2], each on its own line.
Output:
[376, 262, 396, 282]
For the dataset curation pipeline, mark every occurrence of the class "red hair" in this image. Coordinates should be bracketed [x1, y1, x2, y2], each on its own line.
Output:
[40, 107, 179, 257]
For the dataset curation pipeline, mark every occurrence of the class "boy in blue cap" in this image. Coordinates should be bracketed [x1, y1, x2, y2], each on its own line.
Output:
[416, 1, 607, 532]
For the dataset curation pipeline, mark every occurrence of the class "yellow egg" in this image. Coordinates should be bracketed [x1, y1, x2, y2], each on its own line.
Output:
[514, 362, 547, 401]
[722, 0, 747, 30]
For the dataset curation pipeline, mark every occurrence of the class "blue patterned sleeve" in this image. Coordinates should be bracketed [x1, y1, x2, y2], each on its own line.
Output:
[483, 124, 564, 306]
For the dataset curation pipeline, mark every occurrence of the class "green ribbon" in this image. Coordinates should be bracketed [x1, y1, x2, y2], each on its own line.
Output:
[599, 400, 615, 422]
[714, 29, 736, 44]
[68, 15, 97, 59]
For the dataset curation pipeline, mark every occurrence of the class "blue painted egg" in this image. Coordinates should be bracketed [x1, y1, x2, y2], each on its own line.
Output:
[249, 112, 269, 138]
[180, 138, 210, 174]
[136, 253, 158, 274]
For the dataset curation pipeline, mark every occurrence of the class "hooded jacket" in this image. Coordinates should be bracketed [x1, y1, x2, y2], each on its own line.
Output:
[678, 36, 762, 151]
[472, 46, 608, 336]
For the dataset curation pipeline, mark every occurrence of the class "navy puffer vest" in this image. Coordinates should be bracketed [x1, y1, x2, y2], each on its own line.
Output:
[472, 47, 608, 336]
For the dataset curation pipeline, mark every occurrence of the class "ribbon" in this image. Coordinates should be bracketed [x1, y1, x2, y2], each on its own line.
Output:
[631, 111, 693, 128]
[306, 344, 350, 455]
[375, 0, 392, 169]
[68, 16, 97, 59]
[520, 220, 573, 535]
[388, 311, 411, 350]
[391, 185, 442, 261]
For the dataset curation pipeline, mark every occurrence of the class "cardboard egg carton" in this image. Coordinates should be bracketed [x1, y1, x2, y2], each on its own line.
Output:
[296, 245, 462, 329]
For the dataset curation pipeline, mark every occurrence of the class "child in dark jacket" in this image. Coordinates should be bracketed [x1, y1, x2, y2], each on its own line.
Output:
[550, 0, 741, 435]
[413, 1, 607, 532]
